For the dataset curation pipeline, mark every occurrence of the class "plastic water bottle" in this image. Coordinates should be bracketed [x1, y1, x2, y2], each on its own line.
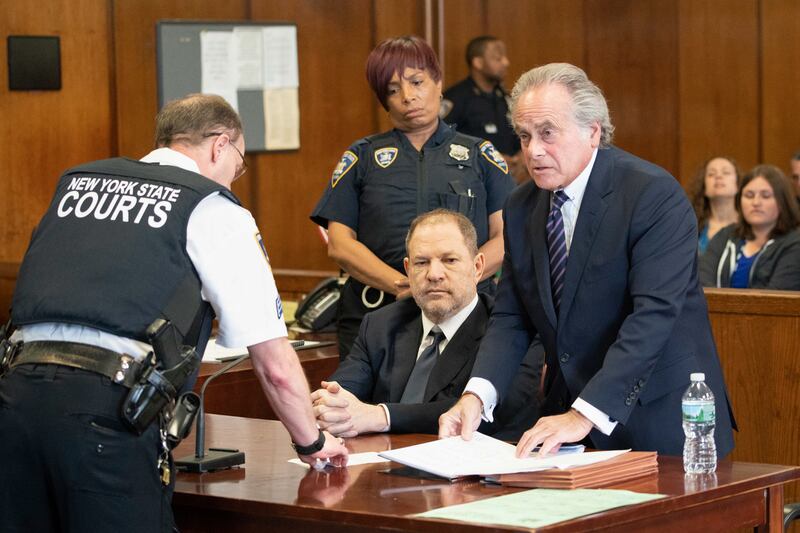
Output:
[682, 372, 717, 473]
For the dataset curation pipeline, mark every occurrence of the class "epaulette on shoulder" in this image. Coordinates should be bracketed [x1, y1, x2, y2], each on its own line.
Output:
[363, 131, 395, 145]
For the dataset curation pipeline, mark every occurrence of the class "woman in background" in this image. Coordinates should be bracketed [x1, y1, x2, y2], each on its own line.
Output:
[700, 164, 800, 290]
[690, 156, 740, 254]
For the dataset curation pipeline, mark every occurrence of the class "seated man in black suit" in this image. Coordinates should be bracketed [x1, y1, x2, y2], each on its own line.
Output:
[312, 209, 540, 436]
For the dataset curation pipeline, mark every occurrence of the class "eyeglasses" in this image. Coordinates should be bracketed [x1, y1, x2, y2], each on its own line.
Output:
[204, 131, 248, 179]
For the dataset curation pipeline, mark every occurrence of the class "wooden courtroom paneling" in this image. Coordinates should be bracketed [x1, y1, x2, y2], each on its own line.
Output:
[705, 288, 800, 506]
[112, 0, 248, 160]
[760, 0, 800, 174]
[111, 0, 253, 208]
[677, 0, 760, 187]
[441, 0, 485, 88]
[0, 0, 113, 264]
[585, 0, 679, 178]
[250, 1, 376, 271]
[487, 0, 586, 86]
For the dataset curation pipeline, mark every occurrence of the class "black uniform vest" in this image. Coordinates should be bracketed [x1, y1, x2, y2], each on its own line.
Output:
[12, 158, 239, 348]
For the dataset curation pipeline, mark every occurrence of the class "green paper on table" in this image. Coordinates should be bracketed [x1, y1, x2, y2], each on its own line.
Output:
[415, 488, 665, 529]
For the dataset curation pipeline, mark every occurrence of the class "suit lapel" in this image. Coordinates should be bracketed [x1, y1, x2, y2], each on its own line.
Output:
[527, 189, 558, 329]
[559, 149, 613, 322]
[423, 297, 489, 401]
[388, 315, 423, 402]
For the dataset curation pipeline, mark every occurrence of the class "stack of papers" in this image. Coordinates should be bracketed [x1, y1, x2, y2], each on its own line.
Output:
[378, 432, 629, 480]
[486, 451, 658, 489]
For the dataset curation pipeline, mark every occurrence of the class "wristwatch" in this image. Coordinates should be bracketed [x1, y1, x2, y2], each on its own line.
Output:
[292, 429, 326, 456]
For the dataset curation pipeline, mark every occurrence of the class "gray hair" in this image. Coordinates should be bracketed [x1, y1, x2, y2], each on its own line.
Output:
[154, 93, 243, 148]
[509, 63, 614, 148]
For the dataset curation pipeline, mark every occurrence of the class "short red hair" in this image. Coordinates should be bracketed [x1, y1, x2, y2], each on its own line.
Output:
[366, 35, 442, 110]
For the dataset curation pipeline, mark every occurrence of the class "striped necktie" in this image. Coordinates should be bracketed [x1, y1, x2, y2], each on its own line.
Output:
[546, 190, 569, 313]
[400, 327, 446, 404]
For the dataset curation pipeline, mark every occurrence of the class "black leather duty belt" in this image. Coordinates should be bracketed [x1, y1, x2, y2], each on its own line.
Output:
[10, 341, 143, 388]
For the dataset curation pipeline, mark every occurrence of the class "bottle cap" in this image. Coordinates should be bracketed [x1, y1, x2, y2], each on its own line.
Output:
[690, 372, 705, 382]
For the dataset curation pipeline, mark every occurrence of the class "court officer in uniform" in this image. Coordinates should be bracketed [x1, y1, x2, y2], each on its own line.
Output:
[311, 35, 515, 358]
[441, 36, 521, 170]
[0, 94, 347, 532]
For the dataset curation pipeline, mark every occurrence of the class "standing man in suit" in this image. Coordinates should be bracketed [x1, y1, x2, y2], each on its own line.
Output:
[439, 63, 735, 458]
[312, 209, 540, 436]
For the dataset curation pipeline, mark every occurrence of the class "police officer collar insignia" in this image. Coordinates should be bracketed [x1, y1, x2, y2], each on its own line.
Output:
[479, 141, 508, 174]
[331, 151, 358, 188]
[449, 144, 470, 162]
[374, 147, 398, 169]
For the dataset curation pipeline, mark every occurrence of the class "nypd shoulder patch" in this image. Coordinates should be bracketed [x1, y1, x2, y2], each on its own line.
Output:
[480, 141, 509, 174]
[331, 151, 358, 188]
[374, 147, 398, 169]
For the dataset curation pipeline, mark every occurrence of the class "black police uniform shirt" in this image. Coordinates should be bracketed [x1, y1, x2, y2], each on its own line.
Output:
[441, 77, 520, 156]
[12, 148, 289, 359]
[310, 120, 514, 275]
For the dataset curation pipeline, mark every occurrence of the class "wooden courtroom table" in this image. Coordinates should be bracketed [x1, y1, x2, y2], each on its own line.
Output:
[173, 415, 799, 532]
[194, 338, 339, 420]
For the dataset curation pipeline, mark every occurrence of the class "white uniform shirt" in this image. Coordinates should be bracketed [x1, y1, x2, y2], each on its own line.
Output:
[17, 148, 287, 357]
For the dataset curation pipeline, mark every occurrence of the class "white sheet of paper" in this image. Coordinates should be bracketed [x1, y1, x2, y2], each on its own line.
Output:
[264, 88, 300, 149]
[288, 451, 389, 469]
[262, 26, 298, 88]
[201, 338, 320, 363]
[200, 31, 238, 110]
[379, 432, 628, 479]
[233, 28, 263, 89]
[201, 338, 246, 362]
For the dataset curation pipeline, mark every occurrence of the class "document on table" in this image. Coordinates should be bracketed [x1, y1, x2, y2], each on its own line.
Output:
[416, 488, 665, 529]
[378, 432, 627, 479]
[201, 338, 321, 362]
[288, 452, 389, 469]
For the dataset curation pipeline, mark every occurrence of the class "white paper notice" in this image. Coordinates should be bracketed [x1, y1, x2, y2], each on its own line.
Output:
[233, 28, 263, 89]
[264, 88, 300, 149]
[262, 26, 298, 88]
[201, 31, 238, 110]
[288, 452, 389, 469]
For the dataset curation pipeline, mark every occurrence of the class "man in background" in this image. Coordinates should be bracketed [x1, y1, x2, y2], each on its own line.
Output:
[441, 36, 525, 181]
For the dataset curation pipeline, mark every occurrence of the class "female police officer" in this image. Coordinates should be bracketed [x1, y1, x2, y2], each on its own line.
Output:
[311, 36, 514, 357]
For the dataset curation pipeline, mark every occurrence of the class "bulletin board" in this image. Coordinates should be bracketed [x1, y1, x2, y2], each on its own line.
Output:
[157, 20, 300, 152]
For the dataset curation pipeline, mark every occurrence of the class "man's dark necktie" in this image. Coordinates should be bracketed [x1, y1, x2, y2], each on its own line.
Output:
[546, 190, 569, 312]
[400, 327, 446, 404]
